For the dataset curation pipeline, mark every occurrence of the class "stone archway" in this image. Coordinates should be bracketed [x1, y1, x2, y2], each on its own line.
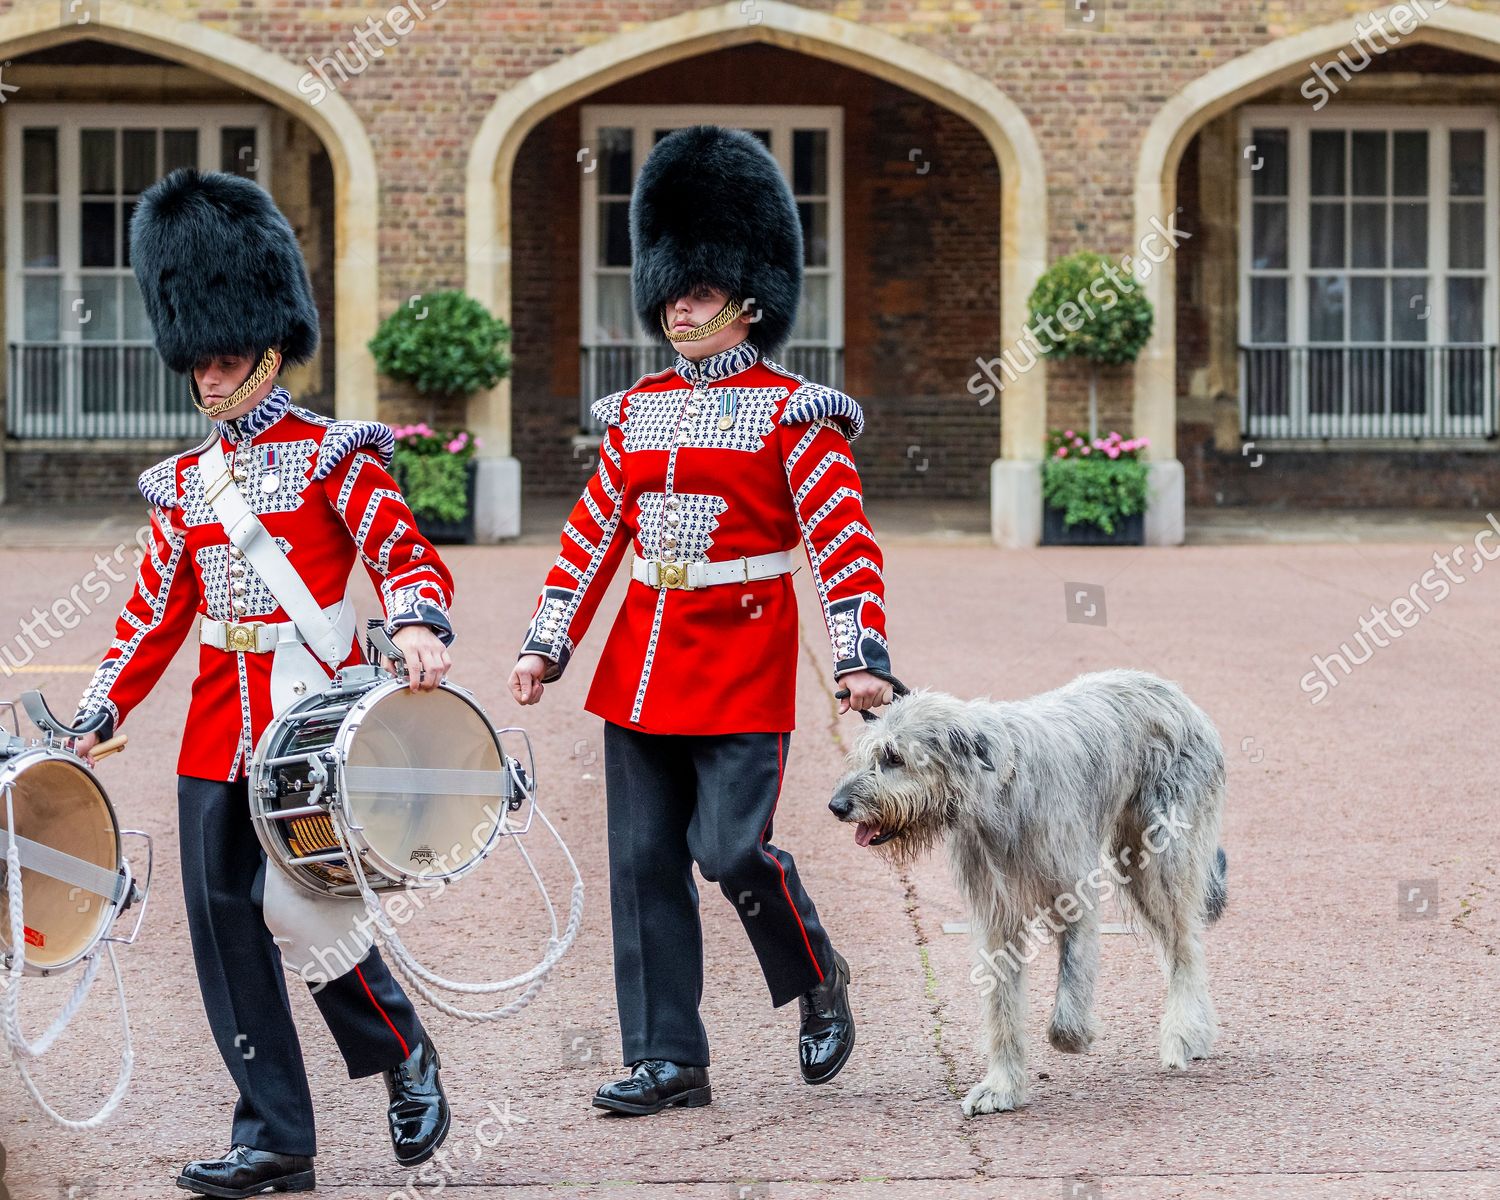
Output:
[0, 0, 379, 422]
[464, 0, 1047, 542]
[1133, 2, 1500, 543]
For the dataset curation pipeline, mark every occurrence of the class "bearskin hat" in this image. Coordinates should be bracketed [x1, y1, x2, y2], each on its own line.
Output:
[630, 125, 803, 354]
[129, 168, 319, 374]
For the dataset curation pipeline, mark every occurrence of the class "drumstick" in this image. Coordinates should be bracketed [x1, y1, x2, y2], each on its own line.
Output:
[89, 734, 128, 761]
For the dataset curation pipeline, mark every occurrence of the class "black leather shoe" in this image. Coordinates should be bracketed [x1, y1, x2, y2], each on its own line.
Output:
[591, 1059, 712, 1115]
[175, 1145, 314, 1198]
[799, 950, 855, 1084]
[384, 1037, 451, 1166]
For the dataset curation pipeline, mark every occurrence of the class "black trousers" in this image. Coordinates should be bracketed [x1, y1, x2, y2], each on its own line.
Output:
[177, 775, 427, 1157]
[603, 722, 835, 1068]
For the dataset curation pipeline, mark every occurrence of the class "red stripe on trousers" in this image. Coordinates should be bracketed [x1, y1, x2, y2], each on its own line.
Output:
[355, 963, 410, 1060]
[760, 731, 824, 984]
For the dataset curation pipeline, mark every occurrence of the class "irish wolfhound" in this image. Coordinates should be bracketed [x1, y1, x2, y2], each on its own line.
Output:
[828, 669, 1228, 1116]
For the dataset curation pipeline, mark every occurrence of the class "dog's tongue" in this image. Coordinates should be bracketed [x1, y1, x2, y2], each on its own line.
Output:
[855, 822, 879, 848]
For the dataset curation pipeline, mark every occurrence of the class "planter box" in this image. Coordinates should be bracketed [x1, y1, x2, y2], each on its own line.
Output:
[1042, 506, 1144, 546]
[395, 459, 477, 545]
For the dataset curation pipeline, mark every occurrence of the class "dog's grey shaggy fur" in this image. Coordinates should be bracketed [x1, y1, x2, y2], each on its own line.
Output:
[829, 669, 1228, 1116]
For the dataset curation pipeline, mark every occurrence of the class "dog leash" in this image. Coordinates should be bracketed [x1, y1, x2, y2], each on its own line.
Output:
[835, 666, 908, 723]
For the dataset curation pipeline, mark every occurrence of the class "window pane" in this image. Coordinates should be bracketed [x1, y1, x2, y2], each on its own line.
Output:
[78, 275, 119, 340]
[595, 273, 636, 341]
[792, 274, 829, 341]
[163, 129, 197, 173]
[1449, 129, 1485, 197]
[1350, 276, 1385, 341]
[1391, 276, 1429, 341]
[1351, 131, 1386, 196]
[1392, 131, 1427, 196]
[1391, 202, 1427, 269]
[597, 127, 632, 195]
[220, 127, 258, 178]
[122, 129, 157, 194]
[1310, 130, 1345, 196]
[799, 201, 828, 268]
[1308, 275, 1345, 341]
[1252, 201, 1287, 269]
[599, 200, 631, 267]
[122, 199, 136, 268]
[1250, 277, 1287, 342]
[80, 129, 115, 195]
[1351, 202, 1385, 268]
[1309, 203, 1345, 268]
[123, 279, 154, 340]
[793, 129, 827, 195]
[1448, 276, 1484, 342]
[1448, 201, 1485, 270]
[23, 200, 58, 268]
[80, 201, 117, 267]
[24, 275, 59, 341]
[23, 128, 58, 194]
[1249, 128, 1287, 196]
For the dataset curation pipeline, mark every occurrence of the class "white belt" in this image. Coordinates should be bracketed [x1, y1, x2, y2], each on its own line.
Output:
[631, 549, 796, 591]
[201, 614, 320, 655]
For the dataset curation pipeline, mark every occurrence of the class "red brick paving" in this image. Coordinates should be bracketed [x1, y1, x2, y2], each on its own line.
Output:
[1, 532, 1496, 1199]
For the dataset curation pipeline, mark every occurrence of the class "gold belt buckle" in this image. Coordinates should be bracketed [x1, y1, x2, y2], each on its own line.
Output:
[656, 561, 692, 590]
[224, 621, 264, 652]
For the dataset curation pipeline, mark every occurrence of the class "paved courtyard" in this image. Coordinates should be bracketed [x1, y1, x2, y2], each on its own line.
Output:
[1, 510, 1496, 1199]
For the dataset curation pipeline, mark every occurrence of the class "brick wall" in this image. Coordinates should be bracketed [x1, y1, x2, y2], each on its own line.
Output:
[1, 2, 1498, 510]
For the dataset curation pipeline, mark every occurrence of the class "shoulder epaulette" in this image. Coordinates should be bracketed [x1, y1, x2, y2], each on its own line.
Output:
[292, 408, 396, 480]
[763, 359, 866, 440]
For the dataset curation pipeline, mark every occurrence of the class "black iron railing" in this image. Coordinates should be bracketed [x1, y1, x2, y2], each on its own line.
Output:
[7, 341, 199, 440]
[579, 343, 844, 431]
[1239, 343, 1499, 440]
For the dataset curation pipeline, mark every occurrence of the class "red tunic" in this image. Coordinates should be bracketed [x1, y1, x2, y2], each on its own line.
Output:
[519, 338, 890, 735]
[75, 387, 455, 781]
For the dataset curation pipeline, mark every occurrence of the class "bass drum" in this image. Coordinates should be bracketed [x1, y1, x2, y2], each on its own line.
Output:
[0, 747, 133, 977]
[249, 667, 511, 897]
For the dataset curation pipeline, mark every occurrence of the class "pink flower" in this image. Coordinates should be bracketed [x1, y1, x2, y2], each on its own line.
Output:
[473, 436, 483, 449]
[1063, 429, 1075, 438]
[1054, 446, 1068, 457]
[1106, 447, 1120, 459]
[1138, 436, 1151, 447]
[446, 438, 464, 453]
[415, 423, 433, 437]
[1080, 446, 1091, 455]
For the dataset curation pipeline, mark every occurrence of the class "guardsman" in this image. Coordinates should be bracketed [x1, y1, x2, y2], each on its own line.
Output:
[71, 169, 454, 1196]
[510, 125, 894, 1114]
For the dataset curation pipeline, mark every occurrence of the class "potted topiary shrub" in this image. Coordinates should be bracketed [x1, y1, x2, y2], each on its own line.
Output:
[389, 424, 482, 544]
[368, 290, 512, 543]
[1041, 429, 1150, 545]
[1028, 252, 1154, 545]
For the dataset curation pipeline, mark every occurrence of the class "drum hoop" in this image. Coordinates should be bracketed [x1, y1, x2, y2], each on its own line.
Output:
[0, 747, 125, 976]
[331, 678, 506, 887]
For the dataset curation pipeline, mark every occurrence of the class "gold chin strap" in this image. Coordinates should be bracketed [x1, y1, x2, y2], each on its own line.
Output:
[661, 297, 744, 343]
[189, 346, 282, 419]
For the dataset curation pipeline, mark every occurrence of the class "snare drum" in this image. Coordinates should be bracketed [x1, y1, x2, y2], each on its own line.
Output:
[0, 742, 147, 977]
[249, 665, 515, 897]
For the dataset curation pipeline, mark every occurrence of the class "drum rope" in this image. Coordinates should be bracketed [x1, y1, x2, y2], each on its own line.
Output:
[334, 790, 585, 1023]
[0, 780, 135, 1129]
